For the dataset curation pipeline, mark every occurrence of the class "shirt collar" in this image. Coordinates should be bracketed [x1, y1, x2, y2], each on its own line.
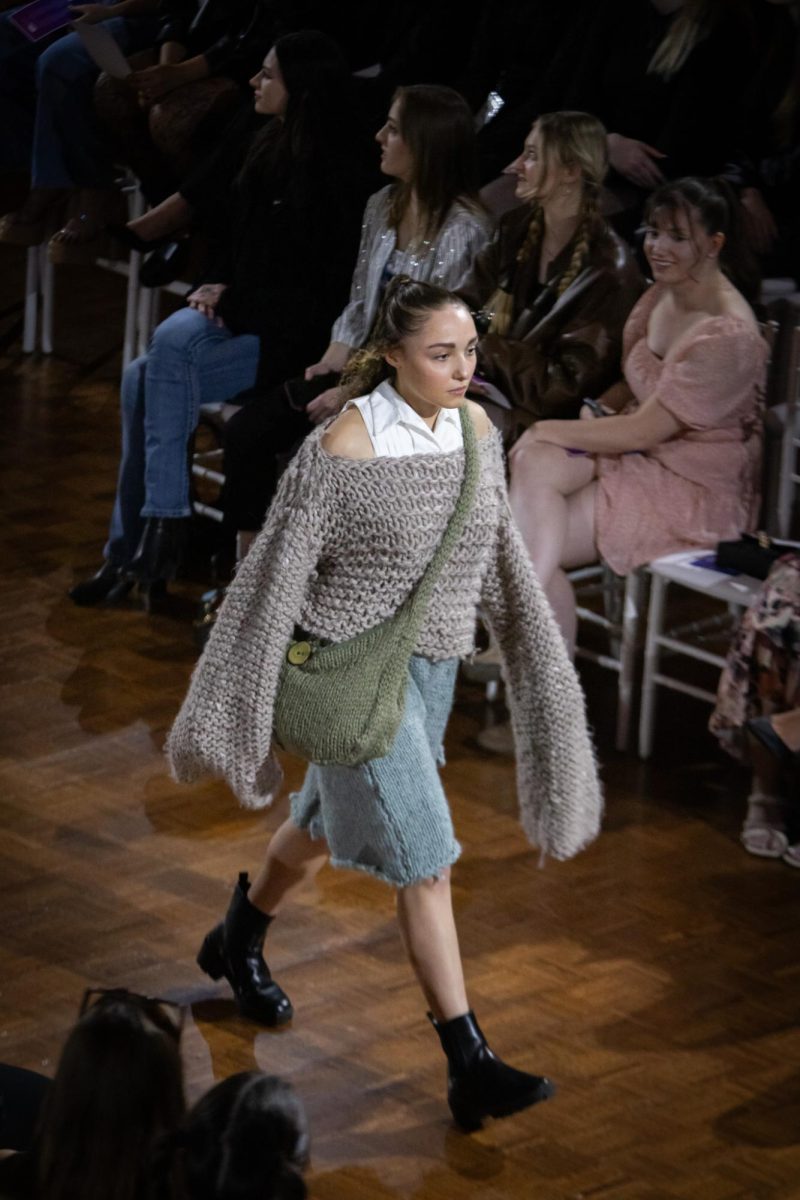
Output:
[371, 379, 461, 439]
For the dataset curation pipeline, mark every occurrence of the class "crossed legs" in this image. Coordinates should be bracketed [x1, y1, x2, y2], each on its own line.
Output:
[508, 439, 599, 652]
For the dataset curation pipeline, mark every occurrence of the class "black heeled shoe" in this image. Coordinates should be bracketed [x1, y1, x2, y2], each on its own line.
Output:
[197, 872, 293, 1026]
[429, 1010, 555, 1131]
[139, 240, 190, 288]
[68, 561, 134, 606]
[129, 517, 189, 585]
[105, 221, 176, 254]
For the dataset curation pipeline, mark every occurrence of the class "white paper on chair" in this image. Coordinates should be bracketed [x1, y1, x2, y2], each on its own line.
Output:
[73, 20, 131, 78]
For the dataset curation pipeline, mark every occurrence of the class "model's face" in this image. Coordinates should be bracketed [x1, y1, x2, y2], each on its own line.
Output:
[386, 305, 478, 417]
[643, 205, 723, 285]
[376, 99, 414, 182]
[510, 124, 570, 204]
[250, 47, 288, 117]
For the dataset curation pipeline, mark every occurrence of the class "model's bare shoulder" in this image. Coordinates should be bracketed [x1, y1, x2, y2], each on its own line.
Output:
[466, 400, 492, 440]
[321, 407, 375, 460]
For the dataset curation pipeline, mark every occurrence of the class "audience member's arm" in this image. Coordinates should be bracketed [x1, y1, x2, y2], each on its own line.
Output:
[477, 264, 643, 420]
[305, 342, 352, 381]
[316, 191, 385, 370]
[68, 0, 157, 21]
[457, 225, 504, 312]
[130, 53, 209, 104]
[524, 397, 681, 455]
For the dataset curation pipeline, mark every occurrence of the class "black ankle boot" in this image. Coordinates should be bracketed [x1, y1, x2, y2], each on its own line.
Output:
[429, 1010, 555, 1131]
[129, 517, 188, 584]
[69, 561, 134, 606]
[196, 872, 293, 1026]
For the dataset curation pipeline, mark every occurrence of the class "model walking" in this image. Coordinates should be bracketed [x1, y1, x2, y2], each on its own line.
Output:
[168, 277, 602, 1130]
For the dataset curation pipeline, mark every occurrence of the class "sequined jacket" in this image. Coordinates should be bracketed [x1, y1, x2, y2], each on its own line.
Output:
[330, 185, 492, 350]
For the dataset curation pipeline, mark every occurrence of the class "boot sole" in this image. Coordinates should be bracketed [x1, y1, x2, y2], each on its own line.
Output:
[196, 932, 294, 1027]
[450, 1078, 556, 1132]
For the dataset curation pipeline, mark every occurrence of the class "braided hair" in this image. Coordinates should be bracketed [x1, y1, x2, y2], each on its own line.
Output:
[516, 111, 607, 298]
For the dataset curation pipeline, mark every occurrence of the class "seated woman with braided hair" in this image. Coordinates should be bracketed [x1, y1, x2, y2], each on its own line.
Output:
[459, 110, 643, 447]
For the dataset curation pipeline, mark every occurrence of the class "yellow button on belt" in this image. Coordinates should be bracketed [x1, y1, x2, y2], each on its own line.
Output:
[287, 640, 312, 665]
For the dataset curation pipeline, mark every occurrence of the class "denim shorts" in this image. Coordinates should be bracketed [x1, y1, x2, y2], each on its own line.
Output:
[290, 656, 461, 887]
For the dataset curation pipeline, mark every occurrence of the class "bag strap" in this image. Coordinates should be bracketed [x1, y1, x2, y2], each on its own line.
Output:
[405, 404, 480, 623]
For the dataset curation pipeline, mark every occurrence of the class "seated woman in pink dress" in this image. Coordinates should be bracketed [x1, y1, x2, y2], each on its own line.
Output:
[509, 176, 767, 652]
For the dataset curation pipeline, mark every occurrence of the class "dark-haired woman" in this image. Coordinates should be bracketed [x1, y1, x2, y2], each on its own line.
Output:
[511, 176, 767, 651]
[182, 1072, 309, 1200]
[460, 111, 643, 447]
[0, 988, 185, 1200]
[221, 83, 492, 561]
[167, 277, 602, 1131]
[69, 31, 367, 604]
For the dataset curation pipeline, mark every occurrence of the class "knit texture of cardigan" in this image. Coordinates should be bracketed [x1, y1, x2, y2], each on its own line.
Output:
[167, 425, 602, 861]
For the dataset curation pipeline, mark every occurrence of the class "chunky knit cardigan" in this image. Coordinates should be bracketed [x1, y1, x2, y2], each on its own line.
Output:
[167, 425, 602, 861]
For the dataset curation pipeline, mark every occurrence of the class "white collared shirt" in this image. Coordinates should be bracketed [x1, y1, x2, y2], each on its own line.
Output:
[345, 379, 464, 458]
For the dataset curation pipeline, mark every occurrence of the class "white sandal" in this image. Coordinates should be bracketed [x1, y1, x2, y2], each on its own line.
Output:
[740, 793, 789, 859]
[782, 843, 800, 869]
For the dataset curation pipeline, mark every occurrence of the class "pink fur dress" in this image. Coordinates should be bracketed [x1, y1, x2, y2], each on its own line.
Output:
[595, 283, 768, 575]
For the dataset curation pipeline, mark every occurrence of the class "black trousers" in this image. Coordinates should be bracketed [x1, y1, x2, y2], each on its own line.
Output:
[0, 1063, 51, 1151]
[222, 373, 339, 533]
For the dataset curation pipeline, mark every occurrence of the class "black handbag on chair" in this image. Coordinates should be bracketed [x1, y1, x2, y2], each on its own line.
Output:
[715, 532, 786, 580]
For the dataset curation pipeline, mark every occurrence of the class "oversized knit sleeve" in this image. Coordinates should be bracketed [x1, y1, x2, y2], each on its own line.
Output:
[480, 469, 603, 860]
[166, 439, 328, 808]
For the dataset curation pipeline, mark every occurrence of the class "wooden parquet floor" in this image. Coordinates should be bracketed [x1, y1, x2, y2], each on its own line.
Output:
[1, 235, 799, 1200]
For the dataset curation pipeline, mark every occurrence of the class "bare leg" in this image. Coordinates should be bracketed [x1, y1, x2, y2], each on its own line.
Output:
[741, 740, 788, 857]
[508, 441, 598, 646]
[396, 870, 469, 1022]
[248, 818, 328, 916]
[771, 706, 800, 752]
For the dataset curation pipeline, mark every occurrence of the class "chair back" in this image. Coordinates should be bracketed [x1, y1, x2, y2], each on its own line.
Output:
[760, 300, 800, 537]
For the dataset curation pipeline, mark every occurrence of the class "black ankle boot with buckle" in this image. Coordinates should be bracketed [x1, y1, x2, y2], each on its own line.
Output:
[429, 1010, 555, 1131]
[197, 872, 293, 1026]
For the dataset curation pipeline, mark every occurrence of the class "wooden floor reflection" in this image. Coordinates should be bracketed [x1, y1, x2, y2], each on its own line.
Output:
[1, 237, 799, 1199]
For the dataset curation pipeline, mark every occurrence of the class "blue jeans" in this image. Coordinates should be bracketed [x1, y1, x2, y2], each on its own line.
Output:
[0, 5, 156, 180]
[105, 307, 260, 565]
[32, 14, 157, 188]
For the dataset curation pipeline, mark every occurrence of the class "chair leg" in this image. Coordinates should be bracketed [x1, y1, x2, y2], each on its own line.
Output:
[136, 285, 158, 358]
[40, 247, 54, 355]
[638, 572, 668, 759]
[615, 569, 643, 752]
[23, 245, 39, 354]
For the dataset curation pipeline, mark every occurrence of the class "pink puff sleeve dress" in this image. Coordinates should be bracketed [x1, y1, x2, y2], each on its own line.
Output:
[595, 283, 768, 575]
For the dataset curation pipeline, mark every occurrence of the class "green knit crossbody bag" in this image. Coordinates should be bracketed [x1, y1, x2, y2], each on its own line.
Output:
[273, 405, 479, 766]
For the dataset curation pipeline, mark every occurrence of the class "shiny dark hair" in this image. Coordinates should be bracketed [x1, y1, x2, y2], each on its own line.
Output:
[182, 1072, 309, 1200]
[644, 176, 761, 304]
[387, 84, 483, 239]
[341, 275, 473, 397]
[240, 30, 351, 183]
[34, 992, 185, 1200]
